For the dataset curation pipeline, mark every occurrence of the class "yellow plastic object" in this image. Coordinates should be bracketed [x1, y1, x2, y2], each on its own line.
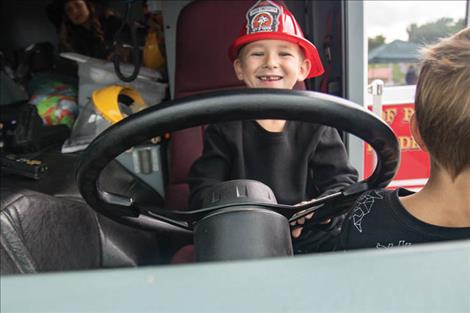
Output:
[143, 30, 165, 70]
[92, 85, 147, 124]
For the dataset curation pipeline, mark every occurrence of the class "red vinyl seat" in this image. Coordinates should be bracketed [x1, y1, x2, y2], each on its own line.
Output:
[163, 0, 251, 210]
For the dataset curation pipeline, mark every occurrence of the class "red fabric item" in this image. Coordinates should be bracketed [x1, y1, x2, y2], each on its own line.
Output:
[171, 244, 195, 264]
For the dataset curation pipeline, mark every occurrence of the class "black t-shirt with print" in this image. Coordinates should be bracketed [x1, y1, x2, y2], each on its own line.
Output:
[337, 188, 470, 250]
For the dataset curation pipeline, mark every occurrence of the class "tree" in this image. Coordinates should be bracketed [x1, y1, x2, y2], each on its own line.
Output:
[407, 17, 465, 44]
[368, 35, 386, 52]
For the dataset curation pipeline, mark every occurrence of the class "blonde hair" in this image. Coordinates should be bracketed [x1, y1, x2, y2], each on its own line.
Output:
[415, 27, 470, 178]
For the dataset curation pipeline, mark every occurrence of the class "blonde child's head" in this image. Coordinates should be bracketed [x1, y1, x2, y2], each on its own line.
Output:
[414, 27, 470, 179]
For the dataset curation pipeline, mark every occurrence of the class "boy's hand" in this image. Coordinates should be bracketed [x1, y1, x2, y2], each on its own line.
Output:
[290, 199, 331, 239]
[290, 200, 315, 239]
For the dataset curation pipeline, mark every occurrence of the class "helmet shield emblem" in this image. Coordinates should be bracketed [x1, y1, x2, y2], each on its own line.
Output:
[246, 0, 282, 34]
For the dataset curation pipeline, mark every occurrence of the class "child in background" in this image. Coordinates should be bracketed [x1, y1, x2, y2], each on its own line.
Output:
[48, 0, 122, 60]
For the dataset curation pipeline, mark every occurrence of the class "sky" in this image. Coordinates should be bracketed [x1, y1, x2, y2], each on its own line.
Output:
[365, 0, 467, 42]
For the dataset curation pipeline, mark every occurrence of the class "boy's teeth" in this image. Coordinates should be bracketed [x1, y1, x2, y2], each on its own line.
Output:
[259, 76, 281, 81]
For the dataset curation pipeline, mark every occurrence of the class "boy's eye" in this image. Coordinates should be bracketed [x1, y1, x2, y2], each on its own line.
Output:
[250, 52, 264, 56]
[279, 52, 293, 57]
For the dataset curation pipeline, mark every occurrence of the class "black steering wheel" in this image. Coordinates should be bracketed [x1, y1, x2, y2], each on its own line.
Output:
[77, 89, 399, 232]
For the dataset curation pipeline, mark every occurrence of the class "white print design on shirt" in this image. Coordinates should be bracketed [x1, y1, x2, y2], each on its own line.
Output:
[351, 190, 383, 233]
[376, 240, 412, 248]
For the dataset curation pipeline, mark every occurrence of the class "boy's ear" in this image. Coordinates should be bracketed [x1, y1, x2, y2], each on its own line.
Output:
[233, 59, 244, 81]
[298, 58, 312, 81]
[410, 114, 428, 152]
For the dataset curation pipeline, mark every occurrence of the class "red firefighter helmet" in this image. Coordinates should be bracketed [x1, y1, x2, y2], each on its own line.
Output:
[229, 0, 324, 78]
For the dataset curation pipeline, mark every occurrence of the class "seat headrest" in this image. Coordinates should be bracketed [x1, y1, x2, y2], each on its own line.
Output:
[174, 0, 253, 99]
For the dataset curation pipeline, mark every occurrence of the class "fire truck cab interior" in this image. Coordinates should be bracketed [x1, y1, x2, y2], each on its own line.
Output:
[1, 1, 469, 312]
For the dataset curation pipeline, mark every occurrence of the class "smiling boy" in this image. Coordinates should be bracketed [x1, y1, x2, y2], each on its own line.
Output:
[188, 0, 358, 212]
[233, 39, 310, 132]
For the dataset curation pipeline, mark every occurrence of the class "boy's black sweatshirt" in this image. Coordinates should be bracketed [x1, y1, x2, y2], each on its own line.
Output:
[188, 120, 358, 209]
